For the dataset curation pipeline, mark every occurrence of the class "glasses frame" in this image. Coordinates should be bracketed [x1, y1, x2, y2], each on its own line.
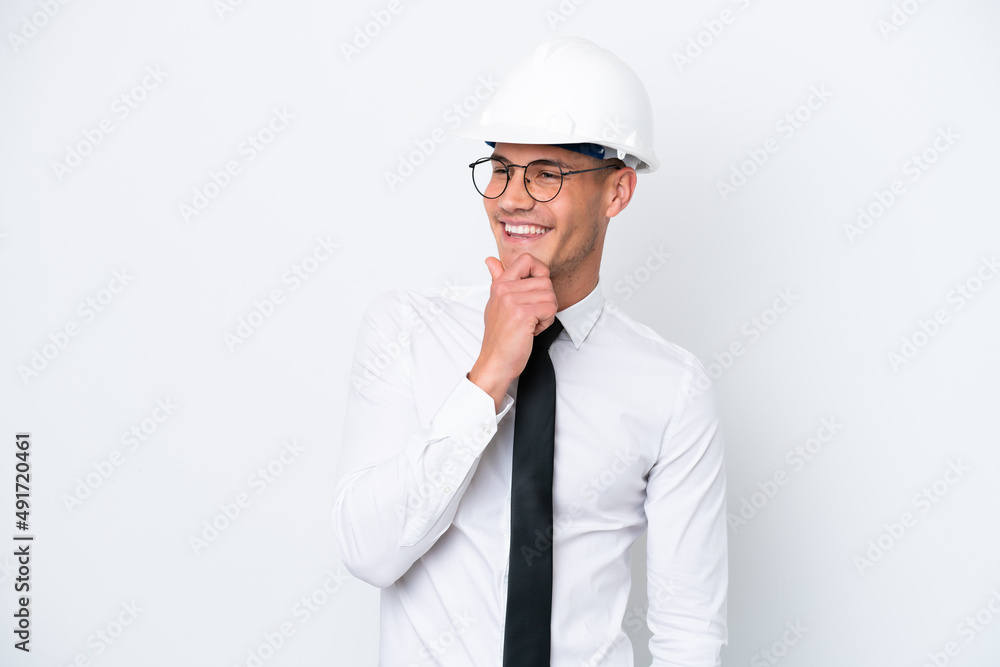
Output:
[468, 156, 621, 203]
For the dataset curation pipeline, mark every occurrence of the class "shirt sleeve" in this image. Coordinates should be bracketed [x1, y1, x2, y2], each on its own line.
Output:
[331, 289, 513, 589]
[644, 358, 728, 666]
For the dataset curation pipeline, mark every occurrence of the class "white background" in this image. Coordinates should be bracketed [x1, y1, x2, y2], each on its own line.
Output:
[2, 0, 999, 665]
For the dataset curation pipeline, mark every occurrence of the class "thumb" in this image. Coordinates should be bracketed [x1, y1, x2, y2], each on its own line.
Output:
[485, 256, 504, 281]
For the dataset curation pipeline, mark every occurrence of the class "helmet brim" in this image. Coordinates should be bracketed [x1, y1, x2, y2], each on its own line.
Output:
[453, 122, 659, 173]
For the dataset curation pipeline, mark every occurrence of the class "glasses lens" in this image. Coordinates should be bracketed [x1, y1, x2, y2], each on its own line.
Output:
[472, 158, 509, 198]
[525, 161, 563, 202]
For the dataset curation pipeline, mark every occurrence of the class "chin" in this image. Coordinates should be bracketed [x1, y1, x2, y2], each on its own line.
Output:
[506, 247, 550, 268]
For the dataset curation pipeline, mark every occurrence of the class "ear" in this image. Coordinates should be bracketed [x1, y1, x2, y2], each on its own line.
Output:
[603, 167, 637, 219]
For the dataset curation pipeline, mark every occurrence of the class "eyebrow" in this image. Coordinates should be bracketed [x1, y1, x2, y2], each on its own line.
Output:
[491, 153, 574, 171]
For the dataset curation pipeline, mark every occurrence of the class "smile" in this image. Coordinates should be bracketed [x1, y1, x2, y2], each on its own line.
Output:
[503, 222, 551, 238]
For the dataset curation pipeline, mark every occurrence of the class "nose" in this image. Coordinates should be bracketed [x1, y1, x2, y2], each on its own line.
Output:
[497, 165, 536, 210]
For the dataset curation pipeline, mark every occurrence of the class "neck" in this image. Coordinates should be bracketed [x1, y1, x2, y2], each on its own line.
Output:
[553, 272, 598, 311]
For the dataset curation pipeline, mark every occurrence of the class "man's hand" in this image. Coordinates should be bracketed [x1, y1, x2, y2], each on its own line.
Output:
[468, 253, 558, 413]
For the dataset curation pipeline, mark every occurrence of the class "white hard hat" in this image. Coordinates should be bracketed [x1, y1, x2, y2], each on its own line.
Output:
[455, 37, 659, 173]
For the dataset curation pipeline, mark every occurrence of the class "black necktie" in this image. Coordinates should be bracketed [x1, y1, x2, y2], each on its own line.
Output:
[503, 317, 563, 667]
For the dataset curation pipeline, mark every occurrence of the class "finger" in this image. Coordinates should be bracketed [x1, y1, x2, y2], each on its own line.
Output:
[533, 314, 558, 335]
[504, 252, 550, 280]
[501, 292, 556, 320]
[485, 257, 504, 281]
[492, 287, 557, 314]
[493, 276, 556, 295]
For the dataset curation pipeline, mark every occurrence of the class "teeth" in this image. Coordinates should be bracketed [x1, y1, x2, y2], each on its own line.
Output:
[504, 223, 549, 236]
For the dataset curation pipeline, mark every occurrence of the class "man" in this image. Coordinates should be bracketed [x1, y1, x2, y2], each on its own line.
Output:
[333, 37, 727, 666]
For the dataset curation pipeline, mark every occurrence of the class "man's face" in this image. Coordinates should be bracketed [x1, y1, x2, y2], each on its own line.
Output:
[484, 143, 615, 284]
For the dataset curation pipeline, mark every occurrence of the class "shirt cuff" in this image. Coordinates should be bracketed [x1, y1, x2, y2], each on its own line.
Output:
[396, 377, 512, 546]
[431, 376, 513, 459]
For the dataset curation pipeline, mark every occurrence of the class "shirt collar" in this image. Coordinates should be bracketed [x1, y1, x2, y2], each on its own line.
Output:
[556, 279, 605, 350]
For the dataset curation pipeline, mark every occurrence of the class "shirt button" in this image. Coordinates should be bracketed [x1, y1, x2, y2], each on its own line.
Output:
[443, 486, 453, 494]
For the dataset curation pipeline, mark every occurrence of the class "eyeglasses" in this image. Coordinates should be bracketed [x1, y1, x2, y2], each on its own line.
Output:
[469, 157, 620, 203]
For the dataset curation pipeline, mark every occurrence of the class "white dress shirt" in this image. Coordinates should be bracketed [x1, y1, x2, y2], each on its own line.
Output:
[332, 279, 727, 666]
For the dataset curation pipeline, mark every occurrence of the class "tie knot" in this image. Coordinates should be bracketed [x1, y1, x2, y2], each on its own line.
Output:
[533, 318, 563, 352]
